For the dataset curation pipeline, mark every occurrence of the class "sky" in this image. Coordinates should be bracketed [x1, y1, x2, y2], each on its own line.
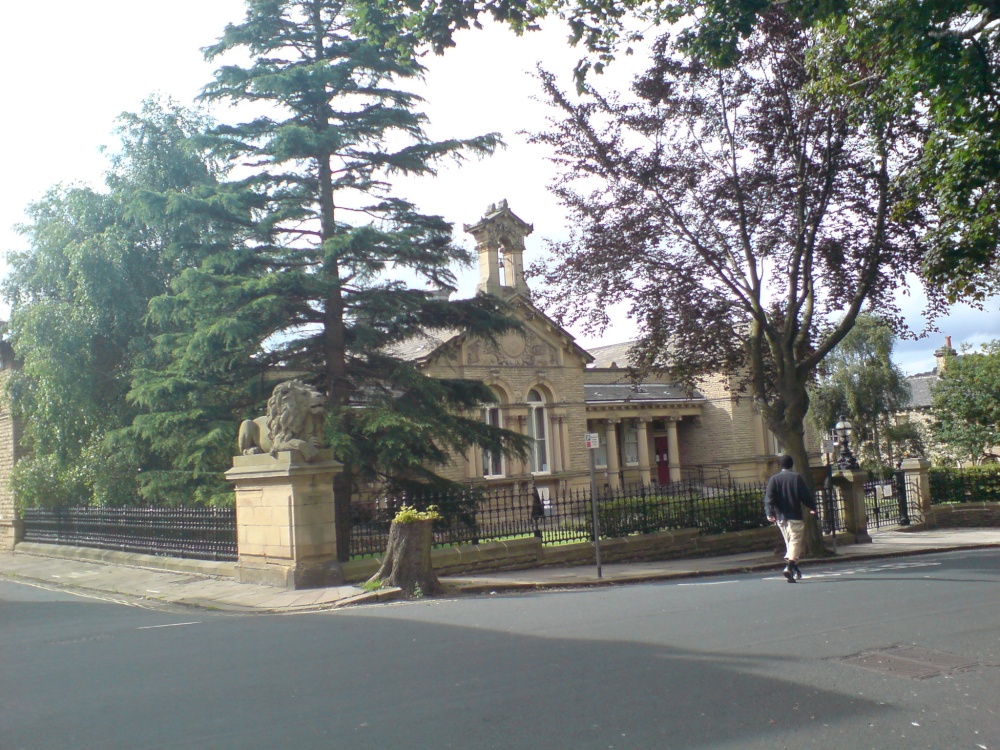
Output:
[2, 1, 998, 376]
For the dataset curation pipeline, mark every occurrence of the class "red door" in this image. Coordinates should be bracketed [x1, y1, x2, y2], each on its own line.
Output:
[654, 436, 671, 485]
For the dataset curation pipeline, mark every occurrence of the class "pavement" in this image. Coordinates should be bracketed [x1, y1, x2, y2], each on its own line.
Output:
[2, 527, 999, 614]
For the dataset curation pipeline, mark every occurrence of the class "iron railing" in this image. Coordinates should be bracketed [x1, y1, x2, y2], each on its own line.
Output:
[20, 506, 237, 562]
[864, 471, 920, 529]
[817, 480, 845, 535]
[349, 480, 774, 559]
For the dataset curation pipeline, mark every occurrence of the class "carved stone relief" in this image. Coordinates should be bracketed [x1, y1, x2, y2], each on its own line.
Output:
[467, 331, 559, 367]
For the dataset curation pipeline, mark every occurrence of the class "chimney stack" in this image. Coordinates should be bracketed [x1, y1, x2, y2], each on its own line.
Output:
[933, 336, 957, 373]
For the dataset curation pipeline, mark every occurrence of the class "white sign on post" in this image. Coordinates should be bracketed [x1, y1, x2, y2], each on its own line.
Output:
[584, 431, 602, 578]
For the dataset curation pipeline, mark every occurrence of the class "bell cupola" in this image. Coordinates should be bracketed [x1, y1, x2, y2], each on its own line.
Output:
[464, 199, 533, 298]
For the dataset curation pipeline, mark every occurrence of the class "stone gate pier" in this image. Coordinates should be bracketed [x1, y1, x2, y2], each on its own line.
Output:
[226, 449, 344, 589]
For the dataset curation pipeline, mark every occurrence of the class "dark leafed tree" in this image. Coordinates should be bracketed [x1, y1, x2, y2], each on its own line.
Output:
[528, 11, 937, 555]
[137, 0, 527, 558]
[357, 0, 1000, 301]
[808, 315, 912, 474]
[662, 0, 1000, 301]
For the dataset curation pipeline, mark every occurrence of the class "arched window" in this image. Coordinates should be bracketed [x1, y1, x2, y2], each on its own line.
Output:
[481, 395, 504, 478]
[527, 388, 550, 474]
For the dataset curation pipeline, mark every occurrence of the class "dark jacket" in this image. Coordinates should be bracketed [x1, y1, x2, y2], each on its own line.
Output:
[763, 469, 816, 522]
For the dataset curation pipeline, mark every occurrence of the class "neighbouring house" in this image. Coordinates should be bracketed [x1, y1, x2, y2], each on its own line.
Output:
[897, 337, 1000, 465]
[392, 200, 788, 501]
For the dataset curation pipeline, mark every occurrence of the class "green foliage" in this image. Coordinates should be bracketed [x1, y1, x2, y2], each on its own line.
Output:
[929, 465, 1000, 505]
[595, 486, 769, 537]
[883, 419, 926, 464]
[392, 504, 442, 524]
[3, 98, 232, 508]
[931, 341, 1000, 464]
[137, 0, 528, 507]
[809, 315, 913, 471]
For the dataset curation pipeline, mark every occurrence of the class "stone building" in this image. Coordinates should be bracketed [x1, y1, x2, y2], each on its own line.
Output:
[0, 341, 21, 550]
[898, 337, 1000, 464]
[0, 201, 792, 537]
[393, 201, 783, 500]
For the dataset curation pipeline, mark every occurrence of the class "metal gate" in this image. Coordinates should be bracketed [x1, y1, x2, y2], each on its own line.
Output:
[865, 471, 919, 530]
[817, 478, 844, 535]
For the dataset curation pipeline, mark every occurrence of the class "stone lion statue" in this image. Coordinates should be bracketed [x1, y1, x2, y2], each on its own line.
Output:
[238, 380, 326, 461]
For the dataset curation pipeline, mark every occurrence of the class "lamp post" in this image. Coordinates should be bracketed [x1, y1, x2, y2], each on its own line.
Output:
[835, 417, 860, 470]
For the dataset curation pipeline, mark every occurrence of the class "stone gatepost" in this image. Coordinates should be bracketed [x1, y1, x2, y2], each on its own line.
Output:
[226, 449, 344, 589]
[832, 467, 872, 544]
[900, 457, 933, 527]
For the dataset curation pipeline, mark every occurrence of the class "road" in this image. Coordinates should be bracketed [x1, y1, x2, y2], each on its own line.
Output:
[2, 549, 999, 749]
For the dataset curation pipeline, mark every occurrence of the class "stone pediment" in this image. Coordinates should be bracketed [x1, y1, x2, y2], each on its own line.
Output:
[466, 330, 560, 368]
[462, 297, 592, 370]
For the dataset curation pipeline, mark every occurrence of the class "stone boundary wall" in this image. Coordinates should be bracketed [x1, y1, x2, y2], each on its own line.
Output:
[14, 524, 784, 584]
[927, 502, 1000, 528]
[0, 368, 21, 550]
[341, 525, 783, 582]
[12, 542, 237, 578]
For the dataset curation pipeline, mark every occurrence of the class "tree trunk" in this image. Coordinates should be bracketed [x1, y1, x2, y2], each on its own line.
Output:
[781, 428, 830, 558]
[368, 519, 442, 596]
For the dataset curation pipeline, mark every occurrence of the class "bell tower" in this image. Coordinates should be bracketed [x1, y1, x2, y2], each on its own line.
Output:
[464, 199, 533, 298]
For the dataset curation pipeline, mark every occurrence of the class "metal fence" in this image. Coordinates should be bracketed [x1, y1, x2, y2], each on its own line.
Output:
[20, 506, 238, 562]
[816, 481, 845, 535]
[349, 480, 774, 559]
[864, 471, 921, 530]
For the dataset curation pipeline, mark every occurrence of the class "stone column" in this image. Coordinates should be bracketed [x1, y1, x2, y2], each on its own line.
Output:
[604, 419, 621, 490]
[665, 416, 682, 484]
[514, 413, 528, 476]
[831, 467, 871, 544]
[550, 414, 564, 473]
[559, 415, 570, 474]
[637, 417, 653, 486]
[900, 457, 932, 527]
[226, 449, 345, 589]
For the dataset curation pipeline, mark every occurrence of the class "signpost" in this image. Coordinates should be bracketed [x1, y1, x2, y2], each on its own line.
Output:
[584, 432, 603, 578]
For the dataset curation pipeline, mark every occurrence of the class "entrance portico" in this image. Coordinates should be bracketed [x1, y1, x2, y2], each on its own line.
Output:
[584, 382, 703, 489]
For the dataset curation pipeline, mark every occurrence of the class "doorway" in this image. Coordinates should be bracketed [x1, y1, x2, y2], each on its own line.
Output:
[654, 436, 671, 484]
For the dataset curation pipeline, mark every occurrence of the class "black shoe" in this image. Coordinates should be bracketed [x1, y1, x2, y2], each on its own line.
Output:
[792, 562, 802, 580]
[783, 566, 796, 583]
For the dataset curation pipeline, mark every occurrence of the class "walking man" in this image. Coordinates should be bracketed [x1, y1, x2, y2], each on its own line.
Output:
[764, 455, 817, 583]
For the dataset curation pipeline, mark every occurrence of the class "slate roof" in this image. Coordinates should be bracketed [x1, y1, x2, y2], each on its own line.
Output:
[587, 341, 637, 369]
[386, 329, 462, 362]
[904, 370, 938, 410]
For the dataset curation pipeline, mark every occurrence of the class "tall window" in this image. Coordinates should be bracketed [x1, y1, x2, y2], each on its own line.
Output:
[527, 389, 549, 473]
[587, 420, 608, 468]
[623, 423, 640, 467]
[481, 402, 504, 478]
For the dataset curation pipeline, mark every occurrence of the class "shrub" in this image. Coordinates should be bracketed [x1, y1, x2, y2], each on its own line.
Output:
[929, 466, 1000, 504]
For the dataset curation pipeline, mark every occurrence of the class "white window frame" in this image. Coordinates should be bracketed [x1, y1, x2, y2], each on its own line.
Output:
[623, 423, 640, 467]
[527, 389, 550, 474]
[587, 420, 608, 469]
[481, 403, 505, 478]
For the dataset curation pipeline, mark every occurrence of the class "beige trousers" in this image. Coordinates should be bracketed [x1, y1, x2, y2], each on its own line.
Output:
[777, 519, 806, 562]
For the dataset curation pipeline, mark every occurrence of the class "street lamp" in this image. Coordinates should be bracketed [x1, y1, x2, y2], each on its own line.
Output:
[835, 417, 860, 469]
